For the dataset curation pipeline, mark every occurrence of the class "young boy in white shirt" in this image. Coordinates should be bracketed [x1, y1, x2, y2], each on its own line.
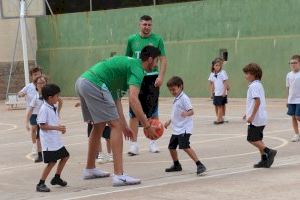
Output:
[164, 76, 206, 175]
[18, 67, 42, 156]
[286, 55, 300, 142]
[243, 63, 277, 168]
[36, 84, 70, 192]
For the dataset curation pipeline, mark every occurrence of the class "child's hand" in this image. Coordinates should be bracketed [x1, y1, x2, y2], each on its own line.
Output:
[247, 116, 254, 124]
[58, 125, 66, 134]
[242, 115, 246, 121]
[74, 102, 81, 107]
[26, 123, 30, 131]
[164, 120, 171, 129]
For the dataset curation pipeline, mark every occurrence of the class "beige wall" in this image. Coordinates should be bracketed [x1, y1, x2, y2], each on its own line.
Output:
[0, 16, 37, 62]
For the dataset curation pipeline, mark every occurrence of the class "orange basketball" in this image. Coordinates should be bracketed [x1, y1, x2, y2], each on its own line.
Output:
[144, 119, 164, 140]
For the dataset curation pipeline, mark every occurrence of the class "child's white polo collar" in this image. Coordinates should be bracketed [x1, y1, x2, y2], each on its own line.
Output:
[248, 80, 260, 87]
[44, 101, 57, 113]
[174, 91, 184, 103]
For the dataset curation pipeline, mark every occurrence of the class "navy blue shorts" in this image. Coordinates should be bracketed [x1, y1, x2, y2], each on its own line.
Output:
[168, 133, 191, 149]
[129, 74, 159, 119]
[87, 123, 110, 139]
[30, 114, 38, 126]
[213, 95, 228, 106]
[287, 104, 300, 117]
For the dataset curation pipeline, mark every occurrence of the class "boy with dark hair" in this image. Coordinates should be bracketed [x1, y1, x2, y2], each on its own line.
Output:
[243, 63, 277, 168]
[164, 76, 206, 175]
[36, 84, 70, 192]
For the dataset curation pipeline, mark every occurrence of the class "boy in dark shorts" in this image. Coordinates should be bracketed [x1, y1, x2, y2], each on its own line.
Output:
[36, 84, 70, 192]
[243, 63, 277, 168]
[164, 76, 206, 175]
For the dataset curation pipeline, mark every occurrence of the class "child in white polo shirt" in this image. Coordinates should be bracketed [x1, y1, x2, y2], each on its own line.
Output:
[243, 63, 277, 168]
[286, 55, 300, 142]
[18, 67, 42, 156]
[164, 76, 206, 176]
[208, 57, 229, 124]
[36, 84, 70, 192]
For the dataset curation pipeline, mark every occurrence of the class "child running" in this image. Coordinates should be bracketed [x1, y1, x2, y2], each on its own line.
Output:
[243, 63, 277, 168]
[36, 84, 70, 192]
[164, 76, 206, 175]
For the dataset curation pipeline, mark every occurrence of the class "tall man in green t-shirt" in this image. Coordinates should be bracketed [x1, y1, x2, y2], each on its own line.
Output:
[126, 15, 167, 155]
[75, 46, 161, 187]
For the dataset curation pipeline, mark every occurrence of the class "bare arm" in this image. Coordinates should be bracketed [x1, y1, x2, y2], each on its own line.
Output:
[223, 80, 229, 96]
[57, 97, 63, 114]
[247, 98, 260, 123]
[182, 109, 194, 118]
[39, 123, 66, 134]
[155, 56, 167, 87]
[114, 99, 128, 130]
[209, 81, 214, 98]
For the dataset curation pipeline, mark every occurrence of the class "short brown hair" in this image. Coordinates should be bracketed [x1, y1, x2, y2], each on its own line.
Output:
[211, 57, 224, 72]
[167, 76, 184, 88]
[243, 63, 263, 80]
[291, 55, 300, 62]
[29, 66, 42, 76]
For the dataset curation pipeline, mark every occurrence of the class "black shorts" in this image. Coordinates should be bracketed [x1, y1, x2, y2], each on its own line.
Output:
[168, 133, 191, 149]
[87, 123, 110, 140]
[129, 74, 159, 118]
[247, 124, 265, 142]
[43, 146, 70, 164]
[213, 95, 228, 106]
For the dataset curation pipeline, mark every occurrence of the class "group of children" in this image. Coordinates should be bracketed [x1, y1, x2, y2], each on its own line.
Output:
[18, 54, 300, 192]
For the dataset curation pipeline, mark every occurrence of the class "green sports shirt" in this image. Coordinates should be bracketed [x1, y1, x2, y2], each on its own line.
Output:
[125, 33, 166, 75]
[81, 56, 146, 100]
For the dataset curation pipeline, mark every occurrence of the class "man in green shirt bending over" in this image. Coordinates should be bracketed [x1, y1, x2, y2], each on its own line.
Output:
[126, 15, 167, 155]
[75, 46, 161, 187]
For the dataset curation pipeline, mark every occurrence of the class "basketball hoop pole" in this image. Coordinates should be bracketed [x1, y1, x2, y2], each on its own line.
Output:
[20, 0, 30, 85]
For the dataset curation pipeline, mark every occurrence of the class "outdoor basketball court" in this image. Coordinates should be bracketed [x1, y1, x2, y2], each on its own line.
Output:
[0, 98, 299, 200]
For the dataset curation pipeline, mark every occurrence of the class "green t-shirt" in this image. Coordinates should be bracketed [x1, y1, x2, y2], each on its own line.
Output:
[125, 33, 166, 75]
[81, 56, 145, 100]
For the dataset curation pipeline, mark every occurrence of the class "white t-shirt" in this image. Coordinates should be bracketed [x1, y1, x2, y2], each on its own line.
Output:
[286, 71, 300, 104]
[208, 70, 228, 96]
[246, 80, 267, 126]
[29, 92, 44, 115]
[37, 102, 64, 151]
[19, 83, 37, 107]
[171, 92, 193, 135]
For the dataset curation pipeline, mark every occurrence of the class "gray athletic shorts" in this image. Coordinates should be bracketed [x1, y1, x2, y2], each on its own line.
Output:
[75, 77, 119, 124]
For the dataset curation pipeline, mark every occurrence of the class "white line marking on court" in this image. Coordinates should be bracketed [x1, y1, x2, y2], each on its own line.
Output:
[62, 160, 300, 200]
[0, 122, 18, 133]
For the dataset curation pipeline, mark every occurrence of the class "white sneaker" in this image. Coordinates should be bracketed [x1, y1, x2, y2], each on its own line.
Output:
[106, 153, 113, 162]
[96, 153, 108, 164]
[149, 140, 160, 153]
[82, 168, 110, 179]
[128, 142, 139, 156]
[31, 144, 37, 156]
[291, 134, 300, 142]
[112, 174, 141, 187]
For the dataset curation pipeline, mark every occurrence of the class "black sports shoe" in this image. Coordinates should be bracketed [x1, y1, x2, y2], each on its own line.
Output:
[253, 160, 268, 168]
[50, 177, 67, 187]
[165, 164, 182, 172]
[197, 164, 207, 175]
[36, 183, 50, 192]
[265, 149, 277, 168]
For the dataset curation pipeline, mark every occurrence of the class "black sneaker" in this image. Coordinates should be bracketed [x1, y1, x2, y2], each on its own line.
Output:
[265, 149, 277, 168]
[253, 160, 268, 168]
[36, 183, 50, 192]
[50, 177, 67, 187]
[34, 156, 43, 163]
[197, 164, 207, 175]
[165, 164, 182, 172]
